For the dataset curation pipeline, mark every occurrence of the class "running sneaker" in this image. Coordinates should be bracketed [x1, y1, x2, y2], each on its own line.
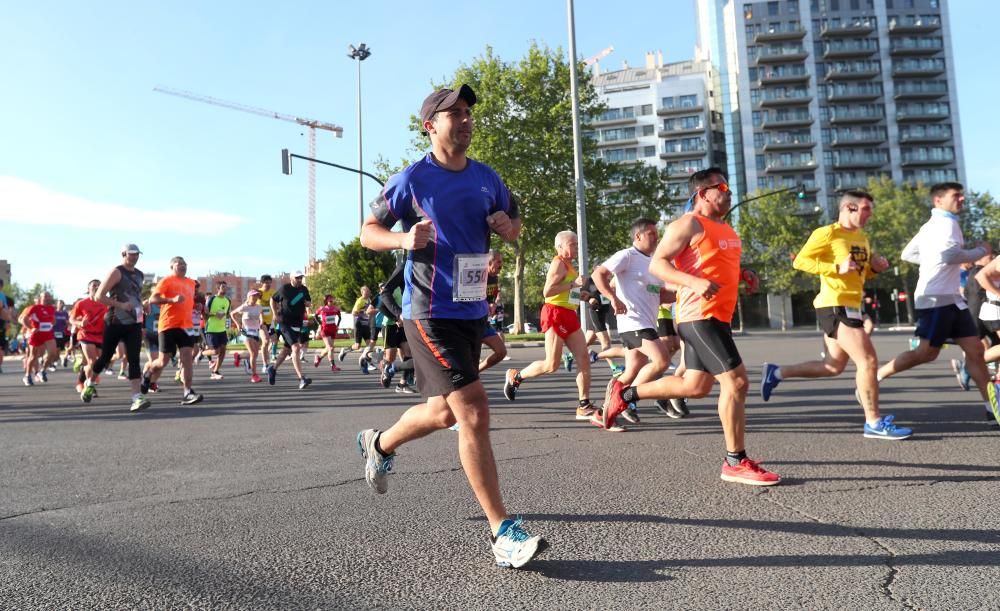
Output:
[34, 373, 44, 384]
[39, 370, 48, 383]
[950, 358, 970, 391]
[863, 415, 913, 440]
[670, 397, 690, 417]
[234, 353, 241, 368]
[117, 369, 127, 380]
[562, 353, 574, 372]
[75, 382, 85, 394]
[610, 365, 625, 377]
[503, 368, 520, 401]
[298, 377, 312, 390]
[620, 405, 640, 424]
[130, 395, 151, 412]
[760, 363, 780, 402]
[266, 364, 276, 386]
[720, 458, 781, 486]
[491, 517, 549, 568]
[588, 409, 626, 432]
[575, 402, 596, 420]
[588, 350, 598, 363]
[149, 382, 159, 393]
[338, 347, 347, 362]
[448, 423, 460, 431]
[72, 359, 82, 373]
[181, 390, 204, 405]
[380, 364, 394, 389]
[602, 378, 629, 428]
[62, 356, 69, 367]
[360, 357, 370, 375]
[80, 383, 95, 403]
[313, 355, 322, 368]
[250, 373, 262, 384]
[357, 428, 394, 494]
[988, 382, 1000, 426]
[331, 363, 341, 372]
[47, 365, 57, 372]
[655, 399, 678, 418]
[140, 374, 152, 395]
[394, 383, 416, 394]
[210, 372, 224, 381]
[174, 370, 182, 383]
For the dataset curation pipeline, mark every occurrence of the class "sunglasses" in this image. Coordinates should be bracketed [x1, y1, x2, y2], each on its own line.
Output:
[701, 182, 730, 194]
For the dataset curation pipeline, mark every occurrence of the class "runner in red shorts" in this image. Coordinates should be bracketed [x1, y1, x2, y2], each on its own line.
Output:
[313, 295, 342, 371]
[503, 230, 596, 420]
[18, 291, 58, 385]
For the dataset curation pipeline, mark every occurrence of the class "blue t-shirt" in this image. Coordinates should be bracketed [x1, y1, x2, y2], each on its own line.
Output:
[371, 154, 518, 320]
[144, 303, 160, 333]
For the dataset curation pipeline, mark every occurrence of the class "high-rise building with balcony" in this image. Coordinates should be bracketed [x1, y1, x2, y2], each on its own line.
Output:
[698, 0, 963, 214]
[589, 53, 726, 203]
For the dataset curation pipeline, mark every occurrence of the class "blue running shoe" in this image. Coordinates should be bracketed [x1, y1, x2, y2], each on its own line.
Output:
[360, 357, 370, 375]
[610, 365, 625, 377]
[760, 363, 780, 402]
[950, 359, 970, 391]
[863, 415, 912, 440]
[491, 517, 548, 568]
[266, 364, 276, 386]
[588, 350, 598, 363]
[357, 429, 394, 494]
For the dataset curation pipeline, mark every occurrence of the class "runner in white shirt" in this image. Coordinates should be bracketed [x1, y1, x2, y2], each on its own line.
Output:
[231, 290, 265, 384]
[590, 218, 670, 429]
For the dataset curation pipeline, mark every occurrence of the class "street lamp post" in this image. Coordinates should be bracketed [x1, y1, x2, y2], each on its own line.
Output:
[348, 43, 372, 231]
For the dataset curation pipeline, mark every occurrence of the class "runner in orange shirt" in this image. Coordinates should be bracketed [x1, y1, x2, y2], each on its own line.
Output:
[142, 256, 204, 405]
[602, 167, 780, 486]
[70, 279, 108, 394]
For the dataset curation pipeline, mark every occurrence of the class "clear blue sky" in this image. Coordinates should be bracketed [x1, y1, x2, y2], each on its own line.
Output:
[2, 0, 995, 301]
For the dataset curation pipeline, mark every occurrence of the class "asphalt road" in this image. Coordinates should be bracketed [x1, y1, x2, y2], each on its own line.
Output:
[1, 330, 998, 610]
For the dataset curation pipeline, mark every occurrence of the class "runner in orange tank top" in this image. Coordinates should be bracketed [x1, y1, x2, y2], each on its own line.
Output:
[600, 167, 780, 486]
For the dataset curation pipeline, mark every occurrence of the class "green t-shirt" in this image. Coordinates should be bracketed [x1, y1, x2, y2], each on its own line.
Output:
[205, 296, 231, 333]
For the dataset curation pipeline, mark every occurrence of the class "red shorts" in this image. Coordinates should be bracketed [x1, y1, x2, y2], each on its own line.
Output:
[28, 331, 55, 347]
[320, 326, 338, 339]
[540, 303, 580, 340]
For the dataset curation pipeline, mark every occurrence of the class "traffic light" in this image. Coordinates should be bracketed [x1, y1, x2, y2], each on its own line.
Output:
[796, 184, 806, 199]
[281, 148, 292, 175]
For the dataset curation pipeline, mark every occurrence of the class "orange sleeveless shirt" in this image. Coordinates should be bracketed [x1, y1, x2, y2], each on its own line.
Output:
[673, 213, 742, 324]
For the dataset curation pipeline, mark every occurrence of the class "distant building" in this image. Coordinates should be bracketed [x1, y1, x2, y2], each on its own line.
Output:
[197, 272, 293, 300]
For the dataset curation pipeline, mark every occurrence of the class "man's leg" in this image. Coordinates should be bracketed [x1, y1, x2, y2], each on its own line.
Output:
[774, 334, 850, 379]
[832, 325, 881, 424]
[479, 335, 507, 371]
[877, 339, 940, 380]
[716, 365, 749, 454]
[290, 343, 306, 379]
[563, 330, 592, 402]
[518, 330, 564, 379]
[956, 335, 991, 403]
[179, 346, 195, 392]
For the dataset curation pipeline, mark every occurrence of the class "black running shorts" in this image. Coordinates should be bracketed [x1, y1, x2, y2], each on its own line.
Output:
[280, 324, 309, 348]
[403, 317, 485, 399]
[383, 324, 406, 349]
[676, 318, 742, 375]
[620, 328, 659, 350]
[657, 318, 677, 338]
[159, 327, 196, 356]
[588, 304, 611, 333]
[816, 306, 865, 339]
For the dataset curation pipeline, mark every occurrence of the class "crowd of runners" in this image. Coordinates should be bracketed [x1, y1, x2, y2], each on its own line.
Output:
[3, 83, 998, 571]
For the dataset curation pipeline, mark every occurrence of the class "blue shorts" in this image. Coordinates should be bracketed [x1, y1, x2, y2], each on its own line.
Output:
[483, 325, 498, 338]
[915, 304, 978, 348]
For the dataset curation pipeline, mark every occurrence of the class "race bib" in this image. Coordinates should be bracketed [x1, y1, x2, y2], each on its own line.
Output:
[568, 288, 582, 305]
[134, 306, 144, 324]
[54, 332, 64, 339]
[244, 329, 260, 338]
[290, 326, 302, 332]
[192, 313, 202, 326]
[185, 327, 200, 337]
[844, 307, 862, 320]
[453, 254, 490, 302]
[38, 322, 53, 332]
[262, 306, 271, 315]
[325, 316, 338, 325]
[646, 283, 661, 294]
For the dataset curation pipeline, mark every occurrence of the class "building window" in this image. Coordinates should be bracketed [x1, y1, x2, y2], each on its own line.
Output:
[644, 146, 656, 157]
[640, 104, 653, 115]
[850, 0, 859, 10]
[768, 1, 779, 17]
[642, 124, 655, 136]
[788, 0, 799, 14]
[744, 4, 753, 19]
[830, 0, 839, 10]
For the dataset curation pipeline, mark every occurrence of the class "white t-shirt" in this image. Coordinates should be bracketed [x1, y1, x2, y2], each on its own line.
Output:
[601, 246, 661, 333]
[232, 304, 263, 334]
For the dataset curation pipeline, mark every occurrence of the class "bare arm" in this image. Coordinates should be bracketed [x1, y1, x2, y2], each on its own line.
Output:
[542, 259, 572, 298]
[975, 258, 1000, 295]
[360, 213, 433, 252]
[96, 268, 125, 310]
[591, 264, 624, 314]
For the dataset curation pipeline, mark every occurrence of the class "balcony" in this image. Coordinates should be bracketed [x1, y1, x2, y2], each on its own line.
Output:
[892, 59, 946, 77]
[595, 137, 638, 148]
[899, 128, 952, 143]
[823, 41, 878, 59]
[893, 81, 948, 99]
[758, 68, 811, 85]
[666, 166, 703, 179]
[591, 114, 637, 127]
[828, 108, 884, 124]
[889, 16, 942, 34]
[820, 21, 876, 37]
[762, 135, 815, 151]
[764, 159, 817, 173]
[660, 146, 708, 160]
[658, 124, 704, 138]
[890, 39, 944, 56]
[761, 113, 813, 129]
[755, 46, 809, 64]
[754, 24, 807, 43]
[901, 150, 955, 166]
[825, 62, 880, 80]
[758, 91, 812, 107]
[826, 85, 883, 102]
[897, 106, 949, 121]
[657, 104, 704, 117]
[830, 130, 887, 146]
[832, 154, 888, 169]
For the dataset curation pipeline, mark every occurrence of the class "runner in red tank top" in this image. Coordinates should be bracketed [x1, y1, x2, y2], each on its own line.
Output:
[601, 167, 780, 486]
[18, 291, 59, 385]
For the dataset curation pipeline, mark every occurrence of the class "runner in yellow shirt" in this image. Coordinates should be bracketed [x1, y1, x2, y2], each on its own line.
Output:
[759, 190, 912, 440]
[257, 275, 277, 368]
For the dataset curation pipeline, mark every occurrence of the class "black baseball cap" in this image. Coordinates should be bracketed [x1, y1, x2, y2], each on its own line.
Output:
[420, 84, 477, 125]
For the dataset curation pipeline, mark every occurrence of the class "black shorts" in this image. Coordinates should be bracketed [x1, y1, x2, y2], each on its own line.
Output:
[676, 318, 742, 375]
[916, 304, 978, 348]
[354, 320, 371, 344]
[55, 334, 69, 350]
[261, 323, 278, 338]
[159, 328, 197, 356]
[620, 328, 659, 350]
[371, 324, 382, 342]
[280, 325, 309, 348]
[588, 305, 611, 333]
[657, 318, 676, 337]
[383, 324, 406, 349]
[403, 317, 484, 399]
[79, 339, 103, 350]
[816, 306, 865, 339]
[144, 330, 159, 349]
[981, 319, 1000, 347]
[206, 331, 229, 349]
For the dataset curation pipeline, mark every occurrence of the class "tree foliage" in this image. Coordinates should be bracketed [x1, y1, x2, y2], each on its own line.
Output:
[308, 238, 395, 309]
[736, 193, 820, 295]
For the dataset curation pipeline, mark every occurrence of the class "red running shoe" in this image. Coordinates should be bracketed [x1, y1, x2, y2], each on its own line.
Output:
[602, 378, 629, 429]
[331, 363, 341, 372]
[313, 355, 322, 368]
[720, 458, 781, 486]
[234, 353, 241, 368]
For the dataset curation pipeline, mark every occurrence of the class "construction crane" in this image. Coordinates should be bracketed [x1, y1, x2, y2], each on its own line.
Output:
[153, 86, 344, 266]
[584, 46, 614, 73]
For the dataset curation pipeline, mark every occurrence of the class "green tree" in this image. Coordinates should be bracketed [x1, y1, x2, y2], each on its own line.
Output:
[308, 238, 395, 311]
[736, 192, 820, 329]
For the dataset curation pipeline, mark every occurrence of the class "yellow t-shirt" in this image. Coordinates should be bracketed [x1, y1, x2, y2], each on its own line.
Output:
[259, 288, 276, 324]
[793, 223, 877, 309]
[544, 257, 578, 310]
